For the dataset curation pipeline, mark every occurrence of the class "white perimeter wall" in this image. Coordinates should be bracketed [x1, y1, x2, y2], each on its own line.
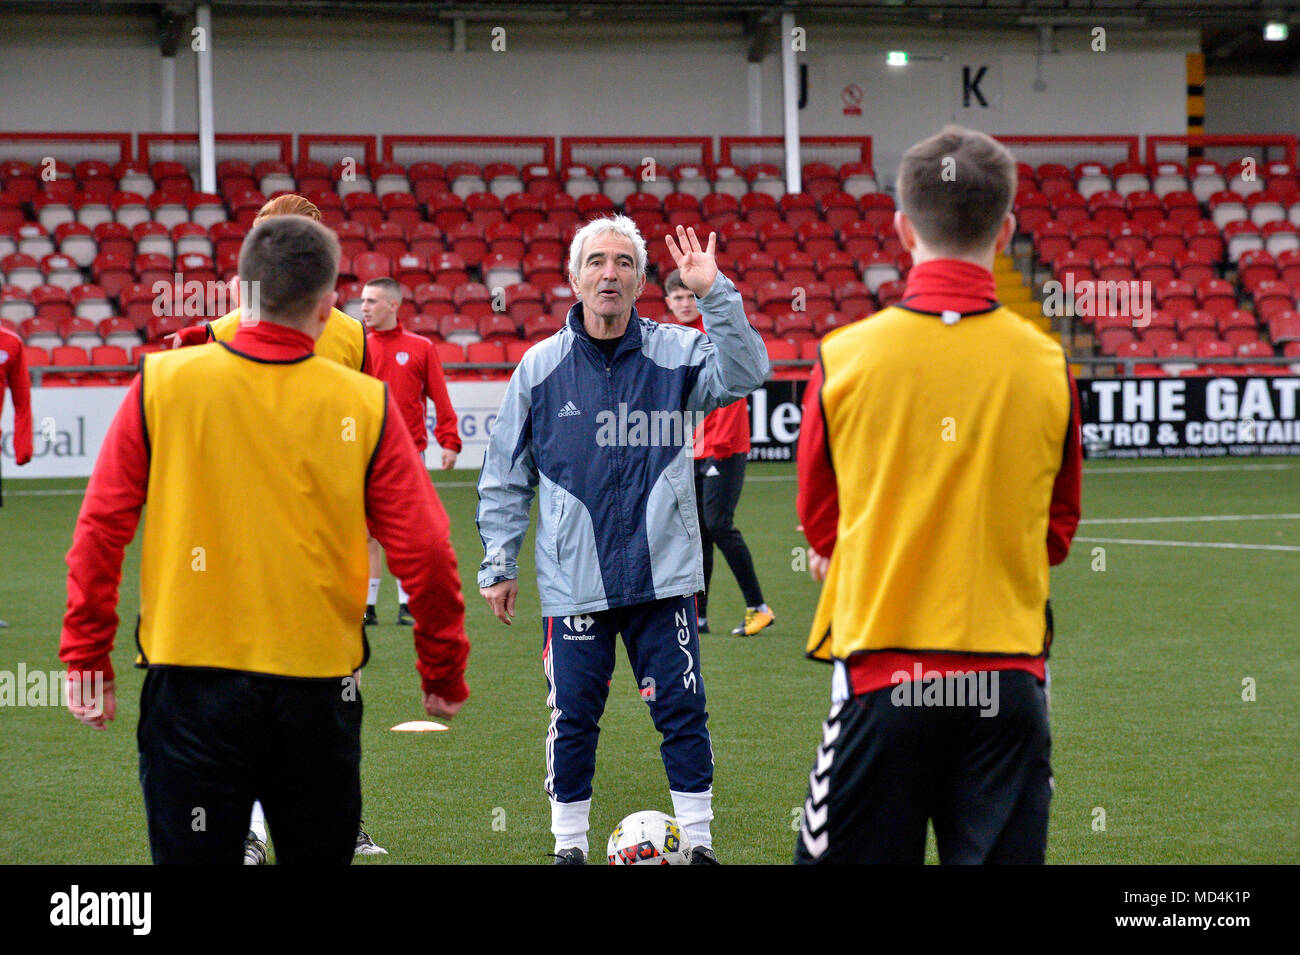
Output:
[0, 12, 1198, 183]
[1206, 76, 1300, 135]
[1, 382, 506, 477]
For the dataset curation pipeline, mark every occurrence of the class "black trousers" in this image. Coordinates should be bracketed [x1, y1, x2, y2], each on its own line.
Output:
[794, 668, 1052, 865]
[137, 667, 362, 865]
[693, 454, 763, 616]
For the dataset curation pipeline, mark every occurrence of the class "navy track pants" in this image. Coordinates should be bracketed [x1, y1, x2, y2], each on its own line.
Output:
[542, 594, 713, 803]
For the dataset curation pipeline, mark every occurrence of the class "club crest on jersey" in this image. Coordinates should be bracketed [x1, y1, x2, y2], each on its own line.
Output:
[396, 351, 410, 365]
[0, 350, 8, 363]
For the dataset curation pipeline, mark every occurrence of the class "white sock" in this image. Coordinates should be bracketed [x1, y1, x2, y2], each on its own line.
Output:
[366, 578, 380, 605]
[550, 797, 591, 854]
[397, 582, 410, 605]
[249, 800, 268, 842]
[670, 788, 713, 849]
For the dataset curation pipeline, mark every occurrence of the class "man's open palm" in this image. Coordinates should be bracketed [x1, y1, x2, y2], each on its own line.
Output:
[665, 225, 718, 297]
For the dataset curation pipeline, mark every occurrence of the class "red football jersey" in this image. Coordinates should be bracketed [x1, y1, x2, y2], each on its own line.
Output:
[686, 318, 751, 460]
[1, 328, 34, 465]
[367, 323, 461, 455]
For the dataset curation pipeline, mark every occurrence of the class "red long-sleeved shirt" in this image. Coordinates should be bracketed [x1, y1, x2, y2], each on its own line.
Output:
[796, 258, 1082, 694]
[61, 322, 469, 702]
[1, 328, 33, 465]
[686, 318, 751, 460]
[366, 322, 461, 455]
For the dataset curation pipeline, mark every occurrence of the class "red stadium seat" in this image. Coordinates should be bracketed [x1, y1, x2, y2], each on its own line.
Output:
[701, 193, 741, 229]
[369, 222, 408, 260]
[522, 164, 560, 198]
[1109, 222, 1148, 259]
[448, 222, 488, 267]
[1048, 191, 1087, 228]
[486, 220, 526, 259]
[407, 222, 444, 260]
[434, 341, 465, 366]
[505, 339, 532, 364]
[523, 251, 564, 289]
[759, 220, 798, 258]
[819, 191, 857, 231]
[524, 222, 565, 258]
[522, 312, 564, 341]
[483, 253, 524, 289]
[1155, 279, 1197, 317]
[542, 192, 581, 231]
[796, 220, 838, 258]
[1134, 250, 1176, 286]
[740, 192, 780, 227]
[477, 313, 518, 343]
[720, 221, 760, 258]
[352, 251, 391, 283]
[429, 193, 468, 233]
[835, 281, 875, 319]
[777, 250, 817, 286]
[465, 192, 506, 227]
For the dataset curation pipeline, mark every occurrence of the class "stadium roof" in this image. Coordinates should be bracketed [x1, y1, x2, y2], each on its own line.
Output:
[20, 1, 1300, 24]
[14, 0, 1300, 72]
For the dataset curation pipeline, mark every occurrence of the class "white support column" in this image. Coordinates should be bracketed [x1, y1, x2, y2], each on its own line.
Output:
[747, 61, 763, 136]
[195, 2, 217, 193]
[160, 55, 176, 161]
[780, 10, 801, 193]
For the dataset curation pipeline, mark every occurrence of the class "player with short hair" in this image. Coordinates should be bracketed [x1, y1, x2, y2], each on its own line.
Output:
[477, 218, 769, 864]
[360, 276, 462, 626]
[663, 268, 772, 637]
[61, 215, 469, 864]
[794, 125, 1081, 865]
[166, 193, 385, 860]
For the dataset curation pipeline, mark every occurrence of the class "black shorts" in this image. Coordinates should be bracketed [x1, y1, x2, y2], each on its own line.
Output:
[137, 666, 363, 865]
[794, 668, 1052, 865]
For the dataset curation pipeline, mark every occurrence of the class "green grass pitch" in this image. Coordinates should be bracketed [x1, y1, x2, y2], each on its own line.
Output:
[1, 458, 1297, 864]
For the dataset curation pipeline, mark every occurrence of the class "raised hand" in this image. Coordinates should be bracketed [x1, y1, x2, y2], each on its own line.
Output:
[664, 225, 718, 297]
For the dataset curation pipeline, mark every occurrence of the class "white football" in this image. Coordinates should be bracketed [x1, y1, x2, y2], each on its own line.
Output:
[606, 810, 691, 865]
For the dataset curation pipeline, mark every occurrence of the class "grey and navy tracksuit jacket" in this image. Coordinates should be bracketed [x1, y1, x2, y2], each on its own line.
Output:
[476, 271, 769, 801]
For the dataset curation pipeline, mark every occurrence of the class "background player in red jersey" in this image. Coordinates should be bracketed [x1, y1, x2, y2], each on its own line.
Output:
[663, 270, 773, 637]
[1, 326, 34, 627]
[360, 277, 462, 626]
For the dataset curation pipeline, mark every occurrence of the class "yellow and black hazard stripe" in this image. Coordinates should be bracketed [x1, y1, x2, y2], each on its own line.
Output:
[1187, 53, 1206, 158]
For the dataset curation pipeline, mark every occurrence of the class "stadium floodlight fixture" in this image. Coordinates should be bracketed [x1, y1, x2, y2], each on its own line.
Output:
[1264, 22, 1289, 42]
[886, 50, 908, 66]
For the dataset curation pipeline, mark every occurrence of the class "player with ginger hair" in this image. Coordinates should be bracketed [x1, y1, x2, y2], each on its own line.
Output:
[167, 194, 375, 376]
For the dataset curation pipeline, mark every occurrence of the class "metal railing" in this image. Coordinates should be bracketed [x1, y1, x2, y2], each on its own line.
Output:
[27, 355, 1296, 385]
[27, 358, 824, 384]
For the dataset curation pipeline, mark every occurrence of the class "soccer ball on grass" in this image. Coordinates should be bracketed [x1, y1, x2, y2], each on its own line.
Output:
[606, 810, 691, 865]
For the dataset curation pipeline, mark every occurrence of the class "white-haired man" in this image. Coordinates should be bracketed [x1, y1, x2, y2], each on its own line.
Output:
[477, 218, 769, 864]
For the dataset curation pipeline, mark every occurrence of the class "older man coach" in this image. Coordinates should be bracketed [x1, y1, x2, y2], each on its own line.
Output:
[61, 215, 469, 865]
[477, 219, 768, 864]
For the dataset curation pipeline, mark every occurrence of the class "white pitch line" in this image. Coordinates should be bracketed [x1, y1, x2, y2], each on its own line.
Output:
[7, 460, 1298, 496]
[4, 488, 86, 496]
[1076, 536, 1300, 552]
[1081, 463, 1298, 474]
[1081, 513, 1300, 525]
